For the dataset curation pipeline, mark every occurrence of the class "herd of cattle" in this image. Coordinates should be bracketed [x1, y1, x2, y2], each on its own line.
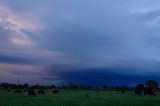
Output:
[134, 87, 156, 96]
[2, 87, 157, 97]
[13, 89, 59, 96]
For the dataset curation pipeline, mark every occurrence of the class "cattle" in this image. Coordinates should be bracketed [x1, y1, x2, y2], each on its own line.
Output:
[15, 90, 22, 94]
[28, 89, 36, 96]
[86, 93, 89, 98]
[53, 90, 59, 94]
[121, 90, 125, 94]
[96, 89, 99, 93]
[134, 89, 142, 95]
[7, 90, 11, 92]
[115, 87, 121, 94]
[38, 90, 45, 95]
[134, 84, 144, 96]
[144, 87, 156, 96]
[24, 90, 27, 92]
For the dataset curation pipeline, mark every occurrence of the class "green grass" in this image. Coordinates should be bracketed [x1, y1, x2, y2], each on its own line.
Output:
[1, 90, 160, 106]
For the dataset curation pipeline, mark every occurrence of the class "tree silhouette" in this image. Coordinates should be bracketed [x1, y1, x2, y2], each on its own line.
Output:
[145, 80, 159, 89]
[136, 84, 144, 91]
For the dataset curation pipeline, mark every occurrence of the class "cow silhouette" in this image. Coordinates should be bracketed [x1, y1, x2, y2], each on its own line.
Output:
[121, 90, 125, 94]
[28, 89, 36, 96]
[38, 90, 45, 95]
[134, 89, 142, 95]
[53, 90, 59, 94]
[144, 87, 156, 96]
[15, 90, 22, 94]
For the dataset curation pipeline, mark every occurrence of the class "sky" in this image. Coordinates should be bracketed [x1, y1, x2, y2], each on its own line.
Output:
[1, 0, 160, 86]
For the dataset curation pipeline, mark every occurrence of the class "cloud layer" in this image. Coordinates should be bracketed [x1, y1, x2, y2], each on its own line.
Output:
[1, 0, 160, 85]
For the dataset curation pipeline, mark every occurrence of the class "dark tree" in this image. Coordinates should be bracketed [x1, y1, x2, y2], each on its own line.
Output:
[121, 86, 129, 90]
[87, 86, 92, 90]
[1, 83, 9, 89]
[67, 83, 79, 89]
[145, 80, 159, 89]
[11, 84, 18, 89]
[23, 84, 29, 89]
[62, 85, 67, 89]
[30, 84, 40, 89]
[51, 85, 56, 89]
[136, 84, 144, 91]
[134, 84, 144, 95]
[80, 85, 87, 89]
[102, 85, 108, 89]
[18, 84, 23, 89]
[115, 86, 121, 91]
[71, 84, 79, 89]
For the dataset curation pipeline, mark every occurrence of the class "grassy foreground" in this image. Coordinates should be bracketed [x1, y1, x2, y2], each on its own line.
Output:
[0, 90, 160, 106]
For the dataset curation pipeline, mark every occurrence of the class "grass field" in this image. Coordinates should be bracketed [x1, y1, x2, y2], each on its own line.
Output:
[0, 90, 160, 106]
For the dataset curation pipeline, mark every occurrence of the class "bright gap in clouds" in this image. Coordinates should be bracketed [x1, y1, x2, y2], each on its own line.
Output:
[0, 4, 42, 47]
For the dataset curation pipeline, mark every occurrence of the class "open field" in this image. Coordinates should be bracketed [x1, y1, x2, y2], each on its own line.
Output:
[0, 90, 160, 106]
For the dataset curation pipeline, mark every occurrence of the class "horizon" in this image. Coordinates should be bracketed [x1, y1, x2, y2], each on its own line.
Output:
[1, 0, 160, 86]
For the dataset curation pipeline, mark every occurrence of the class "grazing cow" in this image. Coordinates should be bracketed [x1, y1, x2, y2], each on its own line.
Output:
[86, 93, 89, 98]
[28, 89, 36, 96]
[144, 88, 156, 96]
[38, 90, 45, 95]
[8, 90, 11, 92]
[134, 89, 142, 95]
[121, 90, 125, 94]
[15, 90, 22, 94]
[96, 89, 99, 94]
[24, 90, 27, 92]
[134, 84, 144, 96]
[53, 90, 59, 94]
[115, 87, 121, 94]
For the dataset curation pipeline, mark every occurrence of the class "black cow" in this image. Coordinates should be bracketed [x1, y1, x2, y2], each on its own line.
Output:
[8, 90, 11, 92]
[15, 90, 22, 94]
[144, 87, 156, 96]
[28, 89, 36, 96]
[134, 89, 142, 95]
[86, 93, 89, 98]
[53, 90, 59, 94]
[121, 90, 125, 94]
[38, 90, 45, 95]
[115, 87, 121, 94]
[96, 89, 99, 93]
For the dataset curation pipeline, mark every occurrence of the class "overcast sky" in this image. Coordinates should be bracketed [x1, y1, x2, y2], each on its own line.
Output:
[1, 0, 160, 85]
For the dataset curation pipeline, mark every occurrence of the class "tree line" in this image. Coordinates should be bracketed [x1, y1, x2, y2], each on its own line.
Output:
[0, 80, 159, 90]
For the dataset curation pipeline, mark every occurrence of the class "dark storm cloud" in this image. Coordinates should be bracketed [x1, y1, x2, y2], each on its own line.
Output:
[44, 67, 160, 86]
[0, 54, 39, 65]
[44, 58, 160, 85]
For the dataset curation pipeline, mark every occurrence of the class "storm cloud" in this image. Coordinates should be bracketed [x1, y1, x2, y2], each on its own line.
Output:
[1, 0, 160, 85]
